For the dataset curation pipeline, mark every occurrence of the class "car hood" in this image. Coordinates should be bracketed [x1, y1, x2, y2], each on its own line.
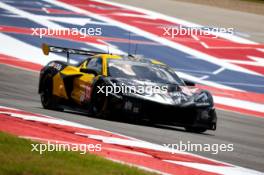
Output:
[110, 78, 213, 107]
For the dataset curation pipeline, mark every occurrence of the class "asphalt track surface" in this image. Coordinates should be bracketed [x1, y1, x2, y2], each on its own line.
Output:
[0, 64, 264, 172]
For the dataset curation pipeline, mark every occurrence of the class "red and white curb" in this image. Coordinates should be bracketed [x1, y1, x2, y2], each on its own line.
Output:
[0, 106, 262, 175]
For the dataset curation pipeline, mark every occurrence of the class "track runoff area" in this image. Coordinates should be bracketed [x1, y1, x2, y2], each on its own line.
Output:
[0, 0, 263, 174]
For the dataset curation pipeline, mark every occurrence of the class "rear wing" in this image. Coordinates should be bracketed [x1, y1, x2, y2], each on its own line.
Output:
[42, 43, 108, 63]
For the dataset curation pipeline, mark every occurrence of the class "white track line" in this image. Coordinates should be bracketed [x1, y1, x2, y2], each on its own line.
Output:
[213, 67, 225, 74]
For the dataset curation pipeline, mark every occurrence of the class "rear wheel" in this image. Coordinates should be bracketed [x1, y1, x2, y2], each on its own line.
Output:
[40, 75, 62, 111]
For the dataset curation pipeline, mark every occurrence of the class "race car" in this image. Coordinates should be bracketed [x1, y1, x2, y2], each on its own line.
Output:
[39, 43, 217, 133]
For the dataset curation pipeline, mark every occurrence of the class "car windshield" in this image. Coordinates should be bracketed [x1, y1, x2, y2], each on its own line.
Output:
[108, 60, 184, 85]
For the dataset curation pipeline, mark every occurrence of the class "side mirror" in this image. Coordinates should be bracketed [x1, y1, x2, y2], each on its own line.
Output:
[183, 79, 195, 86]
[80, 68, 99, 76]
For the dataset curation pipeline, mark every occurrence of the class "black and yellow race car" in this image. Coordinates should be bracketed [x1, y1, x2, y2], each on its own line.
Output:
[38, 43, 217, 133]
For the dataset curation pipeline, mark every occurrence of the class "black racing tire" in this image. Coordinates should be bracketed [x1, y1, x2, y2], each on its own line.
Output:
[185, 127, 207, 133]
[90, 82, 111, 118]
[40, 74, 62, 111]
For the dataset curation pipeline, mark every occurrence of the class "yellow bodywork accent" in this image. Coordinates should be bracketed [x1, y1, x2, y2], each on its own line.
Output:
[60, 66, 82, 76]
[52, 54, 122, 103]
[53, 66, 88, 101]
[53, 73, 68, 99]
[151, 59, 165, 65]
[102, 54, 121, 76]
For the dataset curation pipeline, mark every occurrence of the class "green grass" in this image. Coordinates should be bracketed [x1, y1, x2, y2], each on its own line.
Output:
[241, 0, 264, 4]
[0, 132, 157, 175]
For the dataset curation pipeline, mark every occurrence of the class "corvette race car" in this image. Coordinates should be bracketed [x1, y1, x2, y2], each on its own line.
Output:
[39, 43, 217, 133]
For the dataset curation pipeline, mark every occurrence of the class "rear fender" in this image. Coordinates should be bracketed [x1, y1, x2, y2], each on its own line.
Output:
[38, 61, 67, 94]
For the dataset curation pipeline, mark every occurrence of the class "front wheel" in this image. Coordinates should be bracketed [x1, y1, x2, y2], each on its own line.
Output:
[89, 83, 111, 118]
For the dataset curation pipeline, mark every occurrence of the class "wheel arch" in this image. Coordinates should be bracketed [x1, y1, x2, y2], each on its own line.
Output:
[38, 61, 67, 94]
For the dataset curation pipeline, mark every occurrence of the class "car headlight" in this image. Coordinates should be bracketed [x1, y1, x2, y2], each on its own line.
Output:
[195, 92, 208, 102]
[195, 91, 213, 106]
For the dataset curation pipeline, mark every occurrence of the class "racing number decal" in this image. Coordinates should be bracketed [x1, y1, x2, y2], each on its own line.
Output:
[48, 62, 62, 71]
[80, 85, 92, 103]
